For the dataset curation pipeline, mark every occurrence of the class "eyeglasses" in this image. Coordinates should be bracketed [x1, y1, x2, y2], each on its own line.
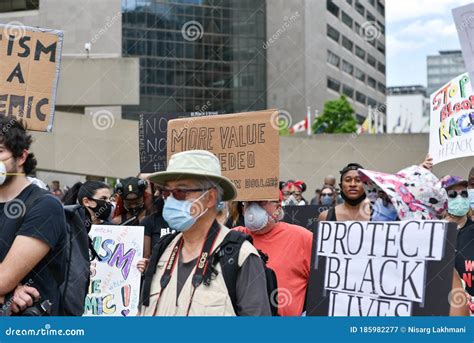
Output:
[447, 190, 469, 199]
[282, 191, 301, 196]
[162, 188, 209, 200]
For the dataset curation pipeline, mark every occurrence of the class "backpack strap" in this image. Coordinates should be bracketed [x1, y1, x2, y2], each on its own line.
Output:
[327, 206, 337, 221]
[210, 230, 252, 316]
[140, 232, 180, 307]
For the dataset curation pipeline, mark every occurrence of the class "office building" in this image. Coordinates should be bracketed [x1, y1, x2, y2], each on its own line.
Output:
[387, 85, 429, 134]
[427, 50, 466, 96]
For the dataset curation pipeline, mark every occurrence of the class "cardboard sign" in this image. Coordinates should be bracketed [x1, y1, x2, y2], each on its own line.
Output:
[282, 205, 329, 232]
[167, 110, 280, 201]
[453, 4, 474, 84]
[0, 24, 63, 132]
[139, 111, 219, 173]
[306, 221, 457, 316]
[429, 73, 474, 164]
[85, 225, 144, 317]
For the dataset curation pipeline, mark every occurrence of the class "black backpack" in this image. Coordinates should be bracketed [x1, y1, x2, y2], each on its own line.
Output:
[141, 230, 279, 316]
[17, 186, 91, 316]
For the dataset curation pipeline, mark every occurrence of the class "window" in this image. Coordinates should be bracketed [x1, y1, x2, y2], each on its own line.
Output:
[368, 0, 375, 6]
[377, 0, 385, 16]
[368, 97, 377, 107]
[346, 0, 353, 4]
[355, 22, 361, 35]
[367, 54, 377, 68]
[378, 21, 385, 35]
[342, 11, 353, 29]
[343, 84, 354, 98]
[378, 82, 386, 94]
[0, 0, 39, 12]
[342, 36, 353, 52]
[327, 50, 340, 67]
[377, 41, 385, 55]
[327, 0, 339, 17]
[328, 77, 341, 92]
[366, 11, 375, 22]
[342, 60, 354, 75]
[327, 24, 340, 43]
[355, 68, 366, 82]
[355, 1, 365, 16]
[355, 46, 366, 60]
[356, 91, 366, 104]
[378, 62, 386, 74]
[368, 76, 377, 89]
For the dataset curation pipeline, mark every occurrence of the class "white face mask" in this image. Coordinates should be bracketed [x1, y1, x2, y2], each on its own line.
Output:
[244, 203, 269, 232]
[0, 161, 6, 186]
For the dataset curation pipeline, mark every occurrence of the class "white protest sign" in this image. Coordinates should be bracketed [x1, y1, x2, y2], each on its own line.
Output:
[453, 3, 474, 83]
[84, 225, 144, 317]
[429, 73, 474, 164]
[314, 221, 448, 316]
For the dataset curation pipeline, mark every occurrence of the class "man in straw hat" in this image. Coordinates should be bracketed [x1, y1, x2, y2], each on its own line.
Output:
[139, 150, 271, 316]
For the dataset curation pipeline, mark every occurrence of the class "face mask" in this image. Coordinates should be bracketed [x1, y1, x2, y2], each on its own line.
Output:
[125, 204, 143, 217]
[88, 198, 113, 221]
[283, 195, 298, 206]
[469, 189, 474, 210]
[372, 198, 398, 221]
[162, 191, 208, 232]
[0, 156, 16, 186]
[340, 191, 366, 206]
[244, 203, 269, 232]
[448, 196, 471, 217]
[320, 195, 333, 206]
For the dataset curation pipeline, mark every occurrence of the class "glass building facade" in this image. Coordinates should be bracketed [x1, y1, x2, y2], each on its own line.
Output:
[122, 0, 267, 119]
[427, 51, 465, 96]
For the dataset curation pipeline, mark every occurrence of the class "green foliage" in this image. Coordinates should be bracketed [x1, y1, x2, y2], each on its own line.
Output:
[312, 95, 358, 134]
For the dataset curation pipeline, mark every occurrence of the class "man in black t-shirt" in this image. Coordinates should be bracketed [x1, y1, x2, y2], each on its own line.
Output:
[0, 116, 66, 315]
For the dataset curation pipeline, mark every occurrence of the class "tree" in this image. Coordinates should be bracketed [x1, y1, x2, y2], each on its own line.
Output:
[312, 95, 358, 134]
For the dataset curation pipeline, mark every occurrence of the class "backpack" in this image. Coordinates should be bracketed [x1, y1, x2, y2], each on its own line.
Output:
[141, 230, 279, 316]
[17, 186, 91, 316]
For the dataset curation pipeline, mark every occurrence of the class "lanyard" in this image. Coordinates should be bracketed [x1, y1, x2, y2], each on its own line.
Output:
[152, 221, 220, 316]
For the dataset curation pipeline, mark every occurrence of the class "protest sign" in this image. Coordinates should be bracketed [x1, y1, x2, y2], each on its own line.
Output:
[453, 4, 474, 84]
[306, 220, 457, 316]
[282, 205, 329, 232]
[167, 110, 280, 201]
[85, 225, 144, 317]
[429, 73, 474, 164]
[139, 110, 219, 173]
[0, 24, 63, 132]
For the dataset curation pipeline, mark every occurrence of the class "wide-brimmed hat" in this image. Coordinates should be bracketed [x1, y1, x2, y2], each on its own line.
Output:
[358, 165, 447, 220]
[148, 150, 237, 201]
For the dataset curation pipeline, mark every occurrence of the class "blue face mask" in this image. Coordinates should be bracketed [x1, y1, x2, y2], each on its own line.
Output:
[448, 196, 470, 217]
[469, 189, 474, 210]
[320, 195, 333, 206]
[372, 198, 398, 221]
[162, 191, 208, 232]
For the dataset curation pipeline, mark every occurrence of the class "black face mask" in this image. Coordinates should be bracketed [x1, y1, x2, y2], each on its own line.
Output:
[340, 191, 366, 206]
[126, 206, 143, 217]
[88, 198, 113, 221]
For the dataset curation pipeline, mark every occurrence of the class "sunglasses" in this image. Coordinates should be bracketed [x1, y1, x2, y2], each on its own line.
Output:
[321, 193, 333, 197]
[447, 190, 468, 199]
[161, 188, 210, 200]
[282, 191, 301, 196]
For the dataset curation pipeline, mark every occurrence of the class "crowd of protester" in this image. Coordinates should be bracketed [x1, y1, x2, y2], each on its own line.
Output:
[1, 115, 474, 317]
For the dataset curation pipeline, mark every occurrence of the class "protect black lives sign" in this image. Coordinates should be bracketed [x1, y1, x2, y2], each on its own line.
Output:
[306, 220, 457, 316]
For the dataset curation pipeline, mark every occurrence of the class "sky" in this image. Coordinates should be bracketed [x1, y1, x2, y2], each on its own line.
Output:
[386, 0, 472, 87]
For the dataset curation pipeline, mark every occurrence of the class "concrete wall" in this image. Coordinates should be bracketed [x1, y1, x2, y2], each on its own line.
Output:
[0, 0, 122, 56]
[56, 57, 140, 106]
[30, 110, 140, 180]
[281, 134, 474, 200]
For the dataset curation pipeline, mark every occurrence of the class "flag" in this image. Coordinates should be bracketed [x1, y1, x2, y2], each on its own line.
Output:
[357, 116, 370, 134]
[289, 118, 308, 134]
